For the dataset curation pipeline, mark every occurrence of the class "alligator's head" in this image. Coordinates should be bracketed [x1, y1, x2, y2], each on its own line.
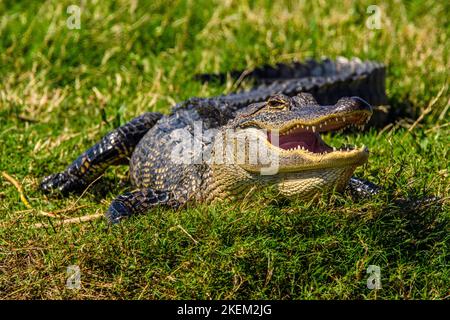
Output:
[208, 93, 372, 201]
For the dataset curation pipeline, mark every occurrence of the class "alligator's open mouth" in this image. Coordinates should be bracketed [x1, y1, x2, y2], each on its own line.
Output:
[274, 130, 334, 153]
[266, 110, 371, 157]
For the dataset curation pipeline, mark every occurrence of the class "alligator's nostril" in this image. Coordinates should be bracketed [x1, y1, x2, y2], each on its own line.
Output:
[350, 96, 372, 112]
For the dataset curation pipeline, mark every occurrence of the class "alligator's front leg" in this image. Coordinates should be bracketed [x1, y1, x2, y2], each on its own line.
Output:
[40, 112, 162, 195]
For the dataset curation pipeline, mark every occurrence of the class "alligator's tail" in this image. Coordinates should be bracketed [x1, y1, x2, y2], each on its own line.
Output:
[194, 57, 388, 109]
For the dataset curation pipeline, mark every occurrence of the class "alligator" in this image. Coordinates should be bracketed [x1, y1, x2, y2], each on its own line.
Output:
[40, 57, 388, 223]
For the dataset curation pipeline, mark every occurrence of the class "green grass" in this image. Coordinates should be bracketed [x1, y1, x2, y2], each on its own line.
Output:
[0, 0, 448, 299]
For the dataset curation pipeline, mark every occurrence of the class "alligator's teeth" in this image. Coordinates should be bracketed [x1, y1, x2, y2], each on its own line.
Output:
[342, 117, 346, 121]
[333, 147, 337, 151]
[312, 126, 316, 132]
[319, 124, 322, 128]
[324, 121, 328, 125]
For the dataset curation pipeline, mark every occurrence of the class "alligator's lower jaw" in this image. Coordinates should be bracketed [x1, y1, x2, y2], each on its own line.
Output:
[276, 147, 368, 171]
[276, 165, 358, 199]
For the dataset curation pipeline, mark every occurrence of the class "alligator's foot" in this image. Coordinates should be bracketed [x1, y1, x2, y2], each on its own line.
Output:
[347, 177, 382, 199]
[105, 189, 180, 224]
[105, 200, 132, 224]
[40, 171, 87, 195]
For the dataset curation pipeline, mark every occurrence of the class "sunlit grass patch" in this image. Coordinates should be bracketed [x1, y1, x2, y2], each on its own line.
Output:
[0, 0, 448, 299]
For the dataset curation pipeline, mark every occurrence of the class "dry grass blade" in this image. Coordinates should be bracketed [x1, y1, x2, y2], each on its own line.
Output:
[70, 174, 105, 209]
[35, 205, 92, 219]
[2, 172, 92, 219]
[171, 224, 198, 244]
[407, 84, 446, 133]
[2, 171, 32, 209]
[33, 213, 104, 229]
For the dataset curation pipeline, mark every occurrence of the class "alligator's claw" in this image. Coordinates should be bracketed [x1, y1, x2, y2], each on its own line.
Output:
[105, 200, 131, 224]
[40, 171, 86, 195]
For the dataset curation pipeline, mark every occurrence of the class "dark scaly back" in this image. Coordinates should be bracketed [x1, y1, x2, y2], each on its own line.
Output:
[129, 104, 230, 204]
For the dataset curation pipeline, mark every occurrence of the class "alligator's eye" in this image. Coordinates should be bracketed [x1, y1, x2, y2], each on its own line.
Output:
[267, 94, 290, 110]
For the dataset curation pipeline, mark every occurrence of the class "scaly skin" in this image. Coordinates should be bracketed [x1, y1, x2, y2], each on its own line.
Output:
[40, 57, 386, 223]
